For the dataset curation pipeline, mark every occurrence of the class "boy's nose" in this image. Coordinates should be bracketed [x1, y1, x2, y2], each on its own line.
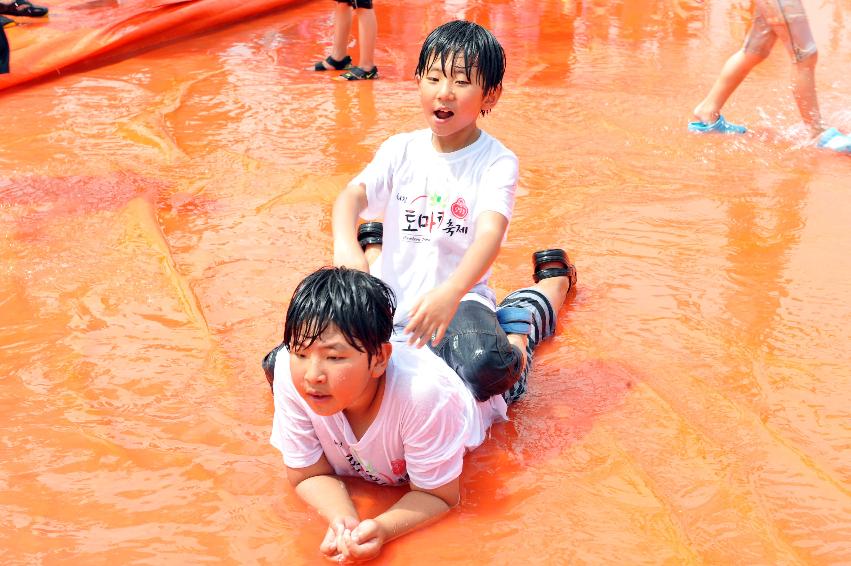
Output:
[304, 359, 326, 384]
[437, 80, 454, 99]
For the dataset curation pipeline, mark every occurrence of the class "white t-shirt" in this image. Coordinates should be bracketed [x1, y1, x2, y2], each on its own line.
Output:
[353, 128, 518, 326]
[270, 344, 509, 490]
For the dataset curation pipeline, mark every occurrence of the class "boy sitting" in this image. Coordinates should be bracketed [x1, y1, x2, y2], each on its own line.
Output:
[265, 261, 572, 561]
[333, 20, 578, 403]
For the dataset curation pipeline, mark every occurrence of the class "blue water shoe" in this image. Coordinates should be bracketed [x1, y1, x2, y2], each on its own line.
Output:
[816, 127, 851, 154]
[688, 115, 747, 135]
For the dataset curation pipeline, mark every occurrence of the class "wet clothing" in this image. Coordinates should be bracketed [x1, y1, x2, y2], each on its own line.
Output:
[354, 127, 519, 399]
[745, 0, 817, 62]
[427, 286, 556, 404]
[270, 343, 508, 489]
[357, 128, 518, 329]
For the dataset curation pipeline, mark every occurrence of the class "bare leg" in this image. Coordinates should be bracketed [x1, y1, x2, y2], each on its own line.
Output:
[327, 3, 353, 65]
[791, 53, 826, 137]
[693, 49, 766, 123]
[356, 7, 377, 70]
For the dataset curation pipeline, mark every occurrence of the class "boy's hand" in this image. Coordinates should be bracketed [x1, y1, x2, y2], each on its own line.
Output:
[333, 241, 369, 273]
[404, 284, 461, 348]
[336, 519, 387, 562]
[320, 515, 360, 560]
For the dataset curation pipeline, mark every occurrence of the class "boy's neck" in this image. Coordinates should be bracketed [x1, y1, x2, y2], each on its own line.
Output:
[344, 373, 386, 441]
[431, 126, 482, 153]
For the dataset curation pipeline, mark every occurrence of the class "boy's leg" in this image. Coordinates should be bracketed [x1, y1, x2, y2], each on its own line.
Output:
[428, 299, 524, 403]
[499, 251, 575, 405]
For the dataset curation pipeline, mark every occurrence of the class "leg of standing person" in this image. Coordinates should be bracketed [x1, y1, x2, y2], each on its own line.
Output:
[768, 0, 826, 137]
[312, 1, 354, 71]
[689, 4, 778, 134]
[761, 0, 850, 151]
[691, 48, 765, 128]
[335, 0, 378, 80]
[355, 5, 376, 72]
[791, 52, 826, 137]
[330, 2, 353, 65]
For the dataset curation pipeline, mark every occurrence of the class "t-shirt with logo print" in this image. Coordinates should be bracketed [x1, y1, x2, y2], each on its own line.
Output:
[353, 128, 518, 327]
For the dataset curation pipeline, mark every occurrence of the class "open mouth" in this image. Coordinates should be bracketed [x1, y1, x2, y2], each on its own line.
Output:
[434, 109, 454, 120]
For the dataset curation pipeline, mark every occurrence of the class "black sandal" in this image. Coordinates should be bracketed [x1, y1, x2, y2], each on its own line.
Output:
[0, 0, 48, 17]
[532, 248, 577, 291]
[313, 55, 352, 71]
[335, 66, 378, 81]
[357, 221, 383, 250]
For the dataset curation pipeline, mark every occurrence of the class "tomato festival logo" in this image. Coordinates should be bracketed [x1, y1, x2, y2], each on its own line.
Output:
[450, 197, 468, 219]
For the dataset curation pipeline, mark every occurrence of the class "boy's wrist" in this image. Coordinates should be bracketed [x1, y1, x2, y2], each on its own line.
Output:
[439, 279, 469, 302]
[371, 515, 395, 542]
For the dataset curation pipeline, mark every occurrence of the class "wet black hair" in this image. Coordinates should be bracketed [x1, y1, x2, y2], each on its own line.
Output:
[281, 266, 395, 367]
[414, 20, 506, 99]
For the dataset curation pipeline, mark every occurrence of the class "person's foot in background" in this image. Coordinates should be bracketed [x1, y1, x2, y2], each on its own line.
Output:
[0, 0, 49, 17]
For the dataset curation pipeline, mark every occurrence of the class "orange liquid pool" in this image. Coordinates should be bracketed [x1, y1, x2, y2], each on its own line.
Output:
[2, 0, 850, 563]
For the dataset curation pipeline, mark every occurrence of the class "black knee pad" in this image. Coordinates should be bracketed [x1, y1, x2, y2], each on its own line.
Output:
[430, 301, 523, 401]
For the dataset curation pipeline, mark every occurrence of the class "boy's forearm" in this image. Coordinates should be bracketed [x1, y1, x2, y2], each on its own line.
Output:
[294, 474, 359, 523]
[443, 212, 508, 296]
[372, 489, 453, 542]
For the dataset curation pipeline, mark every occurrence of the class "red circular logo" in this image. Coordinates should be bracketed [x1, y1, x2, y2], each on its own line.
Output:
[451, 197, 468, 219]
[390, 459, 406, 475]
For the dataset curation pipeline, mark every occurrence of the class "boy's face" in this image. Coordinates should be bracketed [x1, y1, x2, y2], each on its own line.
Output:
[289, 324, 390, 417]
[417, 53, 501, 151]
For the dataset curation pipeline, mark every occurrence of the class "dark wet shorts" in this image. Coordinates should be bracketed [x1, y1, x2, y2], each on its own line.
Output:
[745, 0, 817, 62]
[429, 288, 557, 405]
[335, 0, 373, 9]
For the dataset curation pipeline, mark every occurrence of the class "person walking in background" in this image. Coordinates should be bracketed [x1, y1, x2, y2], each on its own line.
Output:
[689, 0, 850, 153]
[310, 0, 377, 81]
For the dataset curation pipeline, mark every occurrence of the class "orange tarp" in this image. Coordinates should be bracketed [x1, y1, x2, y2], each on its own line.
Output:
[0, 0, 303, 91]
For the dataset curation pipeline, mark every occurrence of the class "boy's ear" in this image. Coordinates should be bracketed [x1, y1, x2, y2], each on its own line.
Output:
[370, 343, 393, 378]
[481, 85, 502, 113]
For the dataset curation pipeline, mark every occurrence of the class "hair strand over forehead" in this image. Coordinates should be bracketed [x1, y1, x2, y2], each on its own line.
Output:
[282, 267, 396, 366]
[415, 20, 506, 96]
